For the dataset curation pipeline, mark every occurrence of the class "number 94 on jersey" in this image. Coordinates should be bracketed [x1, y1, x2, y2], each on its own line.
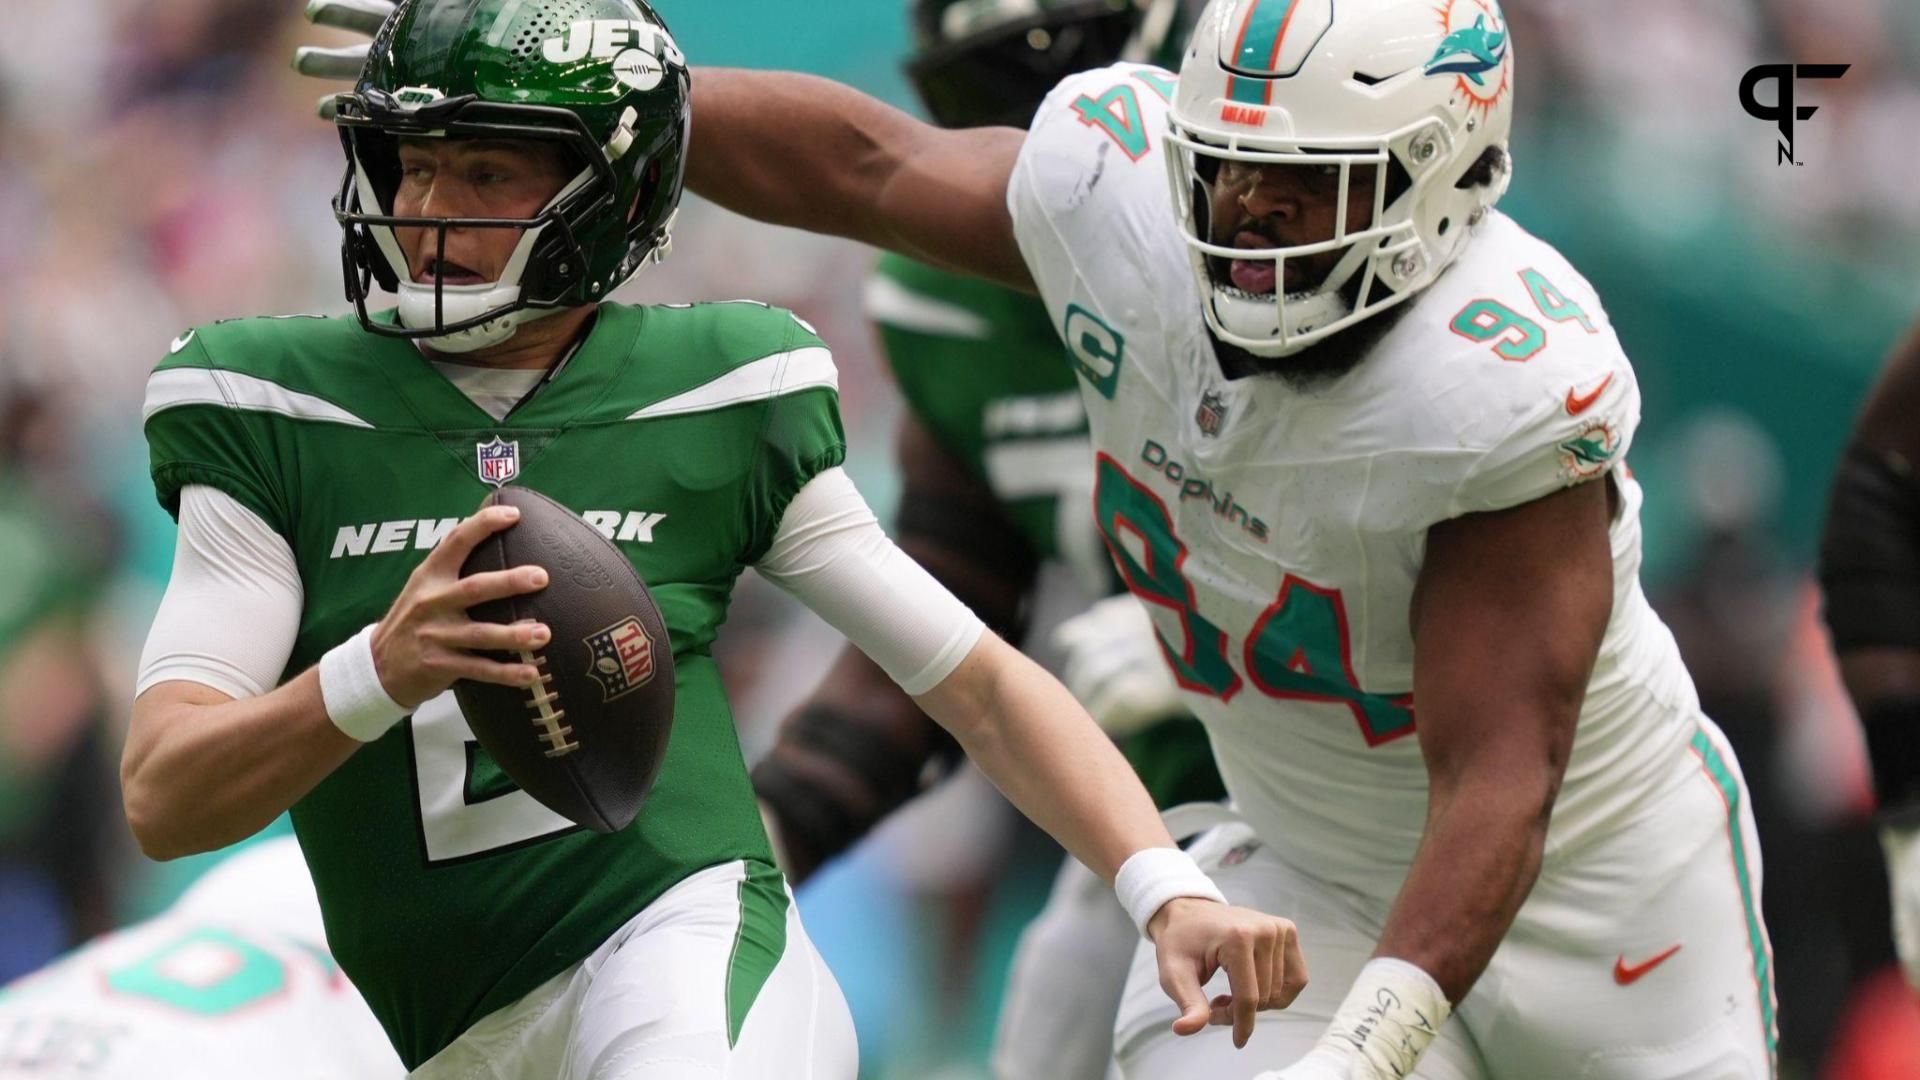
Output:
[1094, 452, 1417, 747]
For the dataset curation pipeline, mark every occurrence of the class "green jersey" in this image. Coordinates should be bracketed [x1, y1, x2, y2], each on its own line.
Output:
[141, 302, 842, 1068]
[870, 255, 1223, 809]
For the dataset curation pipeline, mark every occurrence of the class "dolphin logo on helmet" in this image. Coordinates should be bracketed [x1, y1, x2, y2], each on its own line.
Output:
[1423, 15, 1507, 86]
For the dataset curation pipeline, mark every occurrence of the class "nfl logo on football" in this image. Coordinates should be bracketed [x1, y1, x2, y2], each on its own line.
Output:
[1196, 391, 1229, 437]
[586, 617, 656, 702]
[476, 436, 521, 487]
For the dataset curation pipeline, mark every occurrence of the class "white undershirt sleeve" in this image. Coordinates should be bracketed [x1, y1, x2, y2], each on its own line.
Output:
[136, 485, 304, 701]
[754, 467, 986, 696]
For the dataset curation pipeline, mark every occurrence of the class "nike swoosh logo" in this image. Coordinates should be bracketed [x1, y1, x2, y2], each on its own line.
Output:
[1565, 373, 1613, 416]
[1613, 944, 1682, 986]
[169, 329, 197, 354]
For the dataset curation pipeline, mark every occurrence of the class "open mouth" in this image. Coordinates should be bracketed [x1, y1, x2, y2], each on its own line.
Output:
[1222, 229, 1316, 297]
[1217, 225, 1342, 298]
[414, 257, 487, 287]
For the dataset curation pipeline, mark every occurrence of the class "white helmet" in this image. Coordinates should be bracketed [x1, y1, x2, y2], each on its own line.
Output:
[1165, 0, 1514, 357]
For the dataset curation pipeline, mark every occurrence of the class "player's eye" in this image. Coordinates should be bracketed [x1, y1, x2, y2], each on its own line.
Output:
[1216, 160, 1257, 188]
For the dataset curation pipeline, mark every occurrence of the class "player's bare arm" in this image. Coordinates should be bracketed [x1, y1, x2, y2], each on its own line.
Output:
[1386, 477, 1614, 997]
[1821, 315, 1920, 990]
[1268, 478, 1611, 1077]
[123, 505, 545, 859]
[910, 629, 1307, 1045]
[755, 412, 1039, 883]
[688, 69, 1034, 293]
[757, 464, 1307, 1046]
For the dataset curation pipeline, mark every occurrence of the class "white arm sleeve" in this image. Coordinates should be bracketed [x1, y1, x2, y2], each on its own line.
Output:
[755, 467, 985, 696]
[136, 485, 304, 701]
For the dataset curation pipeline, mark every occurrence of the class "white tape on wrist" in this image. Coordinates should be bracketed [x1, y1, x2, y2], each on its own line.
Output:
[318, 624, 410, 742]
[1115, 846, 1228, 937]
[1312, 957, 1452, 1079]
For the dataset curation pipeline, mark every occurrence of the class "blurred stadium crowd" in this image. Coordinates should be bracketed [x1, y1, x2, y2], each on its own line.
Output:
[0, 0, 1917, 1076]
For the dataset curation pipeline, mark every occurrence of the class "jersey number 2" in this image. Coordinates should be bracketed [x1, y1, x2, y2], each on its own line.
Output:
[1095, 455, 1415, 745]
[410, 691, 577, 864]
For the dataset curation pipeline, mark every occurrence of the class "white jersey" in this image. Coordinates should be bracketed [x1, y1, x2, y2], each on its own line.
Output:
[0, 839, 402, 1079]
[1010, 65, 1703, 895]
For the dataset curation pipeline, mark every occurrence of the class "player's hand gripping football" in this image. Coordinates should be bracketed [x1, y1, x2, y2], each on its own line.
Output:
[369, 505, 550, 708]
[293, 0, 393, 117]
[1148, 896, 1309, 1048]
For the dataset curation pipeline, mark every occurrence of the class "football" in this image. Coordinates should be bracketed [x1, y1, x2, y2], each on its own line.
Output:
[453, 486, 676, 834]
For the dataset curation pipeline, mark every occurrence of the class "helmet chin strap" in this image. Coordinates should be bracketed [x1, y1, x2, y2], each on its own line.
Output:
[396, 279, 565, 354]
[1209, 286, 1352, 359]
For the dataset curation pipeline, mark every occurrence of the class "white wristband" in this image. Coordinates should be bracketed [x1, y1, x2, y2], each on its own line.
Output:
[1310, 957, 1452, 1079]
[318, 624, 410, 742]
[1114, 846, 1228, 937]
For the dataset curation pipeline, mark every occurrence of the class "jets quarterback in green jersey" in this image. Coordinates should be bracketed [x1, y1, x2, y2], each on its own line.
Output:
[121, 0, 1311, 1074]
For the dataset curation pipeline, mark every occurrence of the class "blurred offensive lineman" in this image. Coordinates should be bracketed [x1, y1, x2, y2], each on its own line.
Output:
[0, 837, 403, 1079]
[122, 0, 1307, 1076]
[744, 3, 1228, 1079]
[681, 0, 1780, 1076]
[1820, 319, 1920, 998]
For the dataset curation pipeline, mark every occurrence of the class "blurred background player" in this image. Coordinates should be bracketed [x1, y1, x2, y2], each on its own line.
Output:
[0, 378, 120, 986]
[1821, 319, 1920, 996]
[748, 3, 1225, 1078]
[0, 833, 403, 1078]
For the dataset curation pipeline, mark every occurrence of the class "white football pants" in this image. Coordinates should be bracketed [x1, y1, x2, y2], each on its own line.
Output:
[410, 860, 857, 1080]
[1115, 719, 1776, 1079]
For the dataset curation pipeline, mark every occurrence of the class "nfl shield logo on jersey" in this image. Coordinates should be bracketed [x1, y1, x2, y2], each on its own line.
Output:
[476, 436, 520, 487]
[585, 617, 656, 702]
[1196, 390, 1229, 437]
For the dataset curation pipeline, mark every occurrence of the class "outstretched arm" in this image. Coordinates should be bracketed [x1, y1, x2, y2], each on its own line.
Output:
[757, 466, 1308, 1046]
[688, 69, 1034, 292]
[753, 412, 1040, 883]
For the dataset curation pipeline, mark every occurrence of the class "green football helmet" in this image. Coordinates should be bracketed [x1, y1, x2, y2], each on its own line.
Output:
[905, 0, 1194, 129]
[330, 0, 689, 351]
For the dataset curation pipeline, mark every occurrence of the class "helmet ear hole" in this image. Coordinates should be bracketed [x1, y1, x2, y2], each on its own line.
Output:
[1437, 217, 1451, 236]
[1453, 146, 1509, 191]
[628, 158, 663, 225]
